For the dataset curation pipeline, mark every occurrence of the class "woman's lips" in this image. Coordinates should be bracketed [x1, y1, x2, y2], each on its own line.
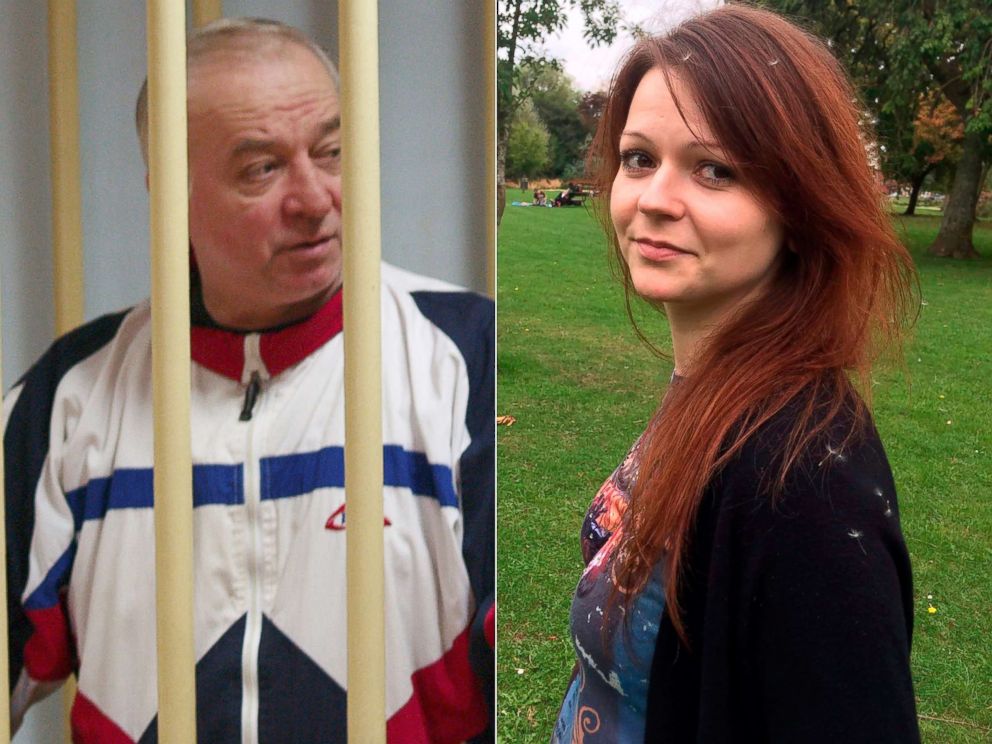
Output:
[633, 239, 692, 262]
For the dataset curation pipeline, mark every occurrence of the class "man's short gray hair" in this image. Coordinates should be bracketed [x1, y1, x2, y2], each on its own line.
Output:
[135, 17, 339, 168]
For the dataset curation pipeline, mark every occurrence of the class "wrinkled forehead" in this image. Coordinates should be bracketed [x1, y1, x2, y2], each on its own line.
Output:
[187, 42, 337, 114]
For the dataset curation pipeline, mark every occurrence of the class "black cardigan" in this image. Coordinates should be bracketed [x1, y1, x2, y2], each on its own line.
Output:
[644, 401, 920, 742]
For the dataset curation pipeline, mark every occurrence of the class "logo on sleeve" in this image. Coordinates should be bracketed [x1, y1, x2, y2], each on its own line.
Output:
[325, 503, 392, 531]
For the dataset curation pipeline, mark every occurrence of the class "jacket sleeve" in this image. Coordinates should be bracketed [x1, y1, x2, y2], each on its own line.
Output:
[456, 298, 494, 739]
[410, 288, 494, 742]
[4, 377, 77, 733]
[3, 310, 127, 733]
[726, 430, 920, 743]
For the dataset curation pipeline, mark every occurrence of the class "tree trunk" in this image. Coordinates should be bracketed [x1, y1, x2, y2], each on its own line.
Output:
[497, 127, 508, 224]
[903, 165, 932, 216]
[496, 0, 522, 227]
[927, 128, 983, 258]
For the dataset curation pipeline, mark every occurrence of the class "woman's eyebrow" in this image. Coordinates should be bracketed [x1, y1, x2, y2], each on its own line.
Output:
[683, 139, 724, 154]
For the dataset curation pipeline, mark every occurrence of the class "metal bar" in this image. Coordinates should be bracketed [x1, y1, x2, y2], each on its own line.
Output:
[46, 4, 84, 738]
[146, 2, 196, 742]
[0, 276, 9, 744]
[338, 0, 386, 741]
[48, 0, 85, 335]
[485, 0, 496, 298]
[192, 0, 222, 27]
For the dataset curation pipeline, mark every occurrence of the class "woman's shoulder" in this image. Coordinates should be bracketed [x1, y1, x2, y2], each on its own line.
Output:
[713, 385, 899, 532]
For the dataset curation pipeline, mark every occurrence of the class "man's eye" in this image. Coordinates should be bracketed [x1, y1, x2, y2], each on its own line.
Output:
[619, 149, 653, 172]
[312, 145, 342, 175]
[243, 161, 279, 181]
[696, 162, 734, 186]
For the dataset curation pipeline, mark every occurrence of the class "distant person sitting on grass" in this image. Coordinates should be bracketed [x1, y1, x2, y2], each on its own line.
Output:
[534, 189, 547, 206]
[550, 5, 920, 743]
[553, 183, 581, 206]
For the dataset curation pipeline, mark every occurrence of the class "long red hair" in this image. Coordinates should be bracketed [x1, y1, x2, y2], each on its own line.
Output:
[588, 4, 918, 641]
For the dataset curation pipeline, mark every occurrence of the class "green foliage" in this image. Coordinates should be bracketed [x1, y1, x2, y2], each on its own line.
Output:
[497, 0, 622, 211]
[762, 0, 992, 255]
[507, 100, 551, 179]
[524, 64, 590, 178]
[497, 192, 992, 742]
[498, 0, 621, 135]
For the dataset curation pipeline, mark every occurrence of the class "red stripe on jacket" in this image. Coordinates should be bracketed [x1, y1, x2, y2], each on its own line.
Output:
[386, 627, 488, 743]
[23, 605, 73, 681]
[71, 691, 134, 744]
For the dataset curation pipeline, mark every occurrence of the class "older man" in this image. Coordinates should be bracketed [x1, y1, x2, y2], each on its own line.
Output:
[3, 19, 492, 743]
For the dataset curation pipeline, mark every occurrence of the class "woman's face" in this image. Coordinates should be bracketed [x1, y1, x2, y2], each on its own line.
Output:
[610, 67, 784, 328]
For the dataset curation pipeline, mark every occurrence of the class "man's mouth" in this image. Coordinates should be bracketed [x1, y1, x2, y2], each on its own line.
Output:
[288, 235, 335, 251]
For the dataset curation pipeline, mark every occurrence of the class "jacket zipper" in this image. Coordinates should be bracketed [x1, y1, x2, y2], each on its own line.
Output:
[240, 334, 268, 744]
[240, 372, 261, 421]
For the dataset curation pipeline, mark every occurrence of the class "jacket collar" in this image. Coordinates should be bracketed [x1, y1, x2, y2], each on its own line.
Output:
[189, 285, 344, 383]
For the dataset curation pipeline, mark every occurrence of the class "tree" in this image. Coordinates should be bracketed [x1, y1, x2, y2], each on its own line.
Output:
[506, 100, 551, 179]
[764, 0, 992, 257]
[497, 0, 621, 221]
[904, 95, 964, 214]
[526, 64, 588, 178]
[577, 89, 608, 133]
[908, 1, 992, 257]
[883, 93, 964, 215]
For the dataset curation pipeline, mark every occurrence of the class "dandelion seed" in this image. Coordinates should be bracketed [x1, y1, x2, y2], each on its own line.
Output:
[873, 487, 893, 517]
[516, 668, 525, 675]
[818, 443, 844, 467]
[847, 529, 867, 555]
[768, 58, 779, 66]
[682, 51, 692, 62]
[946, 420, 952, 425]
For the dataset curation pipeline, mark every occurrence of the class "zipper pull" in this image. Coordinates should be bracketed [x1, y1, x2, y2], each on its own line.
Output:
[239, 371, 261, 421]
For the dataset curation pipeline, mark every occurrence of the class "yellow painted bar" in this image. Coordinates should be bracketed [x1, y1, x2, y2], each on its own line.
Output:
[0, 282, 9, 744]
[339, 0, 386, 741]
[192, 0, 222, 27]
[48, 0, 85, 335]
[485, 0, 496, 298]
[146, 2, 196, 742]
[47, 4, 84, 738]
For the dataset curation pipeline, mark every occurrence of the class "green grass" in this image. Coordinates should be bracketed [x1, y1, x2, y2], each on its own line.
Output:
[497, 190, 992, 742]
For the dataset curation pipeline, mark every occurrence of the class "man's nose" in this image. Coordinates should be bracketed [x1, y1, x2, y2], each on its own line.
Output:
[283, 161, 340, 219]
[637, 166, 686, 220]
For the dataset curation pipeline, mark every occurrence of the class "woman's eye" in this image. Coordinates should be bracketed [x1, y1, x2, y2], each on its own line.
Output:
[696, 162, 734, 186]
[619, 149, 654, 172]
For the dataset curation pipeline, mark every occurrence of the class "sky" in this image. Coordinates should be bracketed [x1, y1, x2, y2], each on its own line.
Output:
[542, 0, 723, 92]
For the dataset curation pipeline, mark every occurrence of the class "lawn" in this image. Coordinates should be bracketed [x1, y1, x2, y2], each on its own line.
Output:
[496, 189, 992, 742]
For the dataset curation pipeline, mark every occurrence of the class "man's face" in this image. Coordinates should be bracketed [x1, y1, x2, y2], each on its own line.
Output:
[187, 44, 342, 329]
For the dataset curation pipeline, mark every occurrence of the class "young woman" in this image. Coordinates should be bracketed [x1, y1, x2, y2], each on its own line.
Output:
[552, 5, 920, 742]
